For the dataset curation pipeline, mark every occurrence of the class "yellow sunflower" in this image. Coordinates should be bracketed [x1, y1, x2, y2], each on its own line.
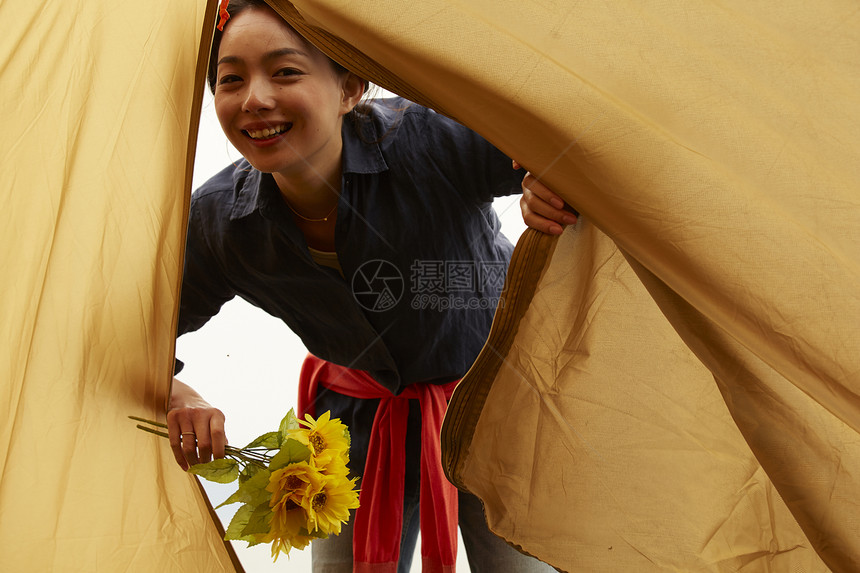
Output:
[267, 461, 324, 507]
[265, 465, 325, 561]
[289, 411, 351, 470]
[321, 451, 351, 480]
[302, 473, 360, 536]
[268, 533, 314, 561]
[262, 509, 314, 562]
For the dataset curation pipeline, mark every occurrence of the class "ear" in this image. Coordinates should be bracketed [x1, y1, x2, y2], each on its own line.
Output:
[340, 72, 366, 115]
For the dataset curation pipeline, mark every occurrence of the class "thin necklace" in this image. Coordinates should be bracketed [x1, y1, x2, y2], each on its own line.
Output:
[287, 201, 338, 223]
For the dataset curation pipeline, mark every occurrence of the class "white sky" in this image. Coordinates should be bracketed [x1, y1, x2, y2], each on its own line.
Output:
[180, 89, 527, 571]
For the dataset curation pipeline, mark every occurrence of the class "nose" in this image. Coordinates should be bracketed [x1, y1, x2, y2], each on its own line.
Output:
[241, 76, 276, 113]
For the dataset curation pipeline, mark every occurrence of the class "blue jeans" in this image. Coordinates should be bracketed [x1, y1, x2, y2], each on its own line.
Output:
[311, 490, 556, 572]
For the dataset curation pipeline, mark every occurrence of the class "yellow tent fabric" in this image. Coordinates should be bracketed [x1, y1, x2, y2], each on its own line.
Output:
[443, 226, 837, 572]
[268, 1, 860, 571]
[0, 0, 239, 570]
[4, 0, 858, 571]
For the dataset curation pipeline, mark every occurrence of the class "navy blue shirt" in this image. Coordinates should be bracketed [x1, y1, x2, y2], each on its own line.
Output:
[178, 99, 520, 395]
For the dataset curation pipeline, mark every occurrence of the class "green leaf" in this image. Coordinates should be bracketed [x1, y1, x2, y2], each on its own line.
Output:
[278, 409, 300, 445]
[217, 468, 272, 509]
[217, 489, 245, 509]
[268, 438, 311, 471]
[243, 431, 281, 450]
[238, 461, 262, 485]
[244, 535, 266, 548]
[241, 503, 272, 536]
[299, 526, 329, 540]
[224, 504, 255, 541]
[188, 458, 239, 484]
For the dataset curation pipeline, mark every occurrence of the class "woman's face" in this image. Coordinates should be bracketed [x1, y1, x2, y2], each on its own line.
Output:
[213, 6, 357, 180]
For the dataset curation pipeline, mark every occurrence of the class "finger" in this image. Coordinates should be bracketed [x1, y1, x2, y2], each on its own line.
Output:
[193, 429, 212, 465]
[525, 211, 564, 235]
[512, 159, 523, 170]
[521, 195, 564, 235]
[522, 173, 566, 211]
[167, 409, 190, 471]
[174, 411, 202, 469]
[522, 184, 578, 226]
[209, 413, 228, 461]
[522, 187, 578, 227]
[180, 425, 200, 468]
[193, 408, 225, 464]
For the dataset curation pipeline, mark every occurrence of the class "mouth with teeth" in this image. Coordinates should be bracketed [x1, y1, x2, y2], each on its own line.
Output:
[243, 123, 292, 140]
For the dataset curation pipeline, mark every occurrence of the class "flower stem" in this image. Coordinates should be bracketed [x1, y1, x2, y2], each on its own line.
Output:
[129, 416, 272, 468]
[133, 416, 273, 467]
[136, 425, 170, 439]
[128, 415, 167, 429]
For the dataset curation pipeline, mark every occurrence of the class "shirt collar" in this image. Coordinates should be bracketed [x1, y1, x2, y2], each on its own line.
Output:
[228, 114, 388, 221]
[341, 113, 389, 176]
[229, 160, 270, 220]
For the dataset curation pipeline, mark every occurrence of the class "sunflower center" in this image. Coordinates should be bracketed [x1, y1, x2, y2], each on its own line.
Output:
[284, 499, 300, 511]
[312, 492, 327, 512]
[286, 475, 303, 490]
[309, 433, 326, 455]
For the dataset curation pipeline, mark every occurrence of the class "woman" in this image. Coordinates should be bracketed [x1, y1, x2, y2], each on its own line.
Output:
[168, 1, 572, 571]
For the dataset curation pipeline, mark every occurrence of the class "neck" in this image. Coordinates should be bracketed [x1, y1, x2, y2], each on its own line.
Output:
[272, 162, 342, 220]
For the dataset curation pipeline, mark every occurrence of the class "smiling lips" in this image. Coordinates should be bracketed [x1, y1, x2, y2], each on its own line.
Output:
[243, 122, 292, 140]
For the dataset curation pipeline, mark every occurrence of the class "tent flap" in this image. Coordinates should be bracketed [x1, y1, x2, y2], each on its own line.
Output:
[445, 225, 832, 571]
[273, 0, 860, 570]
[0, 0, 240, 570]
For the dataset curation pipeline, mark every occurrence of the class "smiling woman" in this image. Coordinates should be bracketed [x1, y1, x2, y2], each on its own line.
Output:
[185, 97, 526, 573]
[208, 2, 363, 248]
[171, 1, 547, 572]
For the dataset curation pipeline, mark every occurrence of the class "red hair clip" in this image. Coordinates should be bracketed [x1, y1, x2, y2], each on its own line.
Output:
[216, 0, 230, 31]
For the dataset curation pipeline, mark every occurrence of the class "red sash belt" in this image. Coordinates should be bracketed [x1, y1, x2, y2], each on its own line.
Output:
[298, 354, 459, 573]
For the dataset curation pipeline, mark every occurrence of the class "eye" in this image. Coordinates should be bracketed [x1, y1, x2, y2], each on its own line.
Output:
[218, 74, 242, 85]
[274, 68, 302, 78]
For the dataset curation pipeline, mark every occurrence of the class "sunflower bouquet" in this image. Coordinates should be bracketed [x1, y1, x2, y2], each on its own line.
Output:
[132, 410, 359, 560]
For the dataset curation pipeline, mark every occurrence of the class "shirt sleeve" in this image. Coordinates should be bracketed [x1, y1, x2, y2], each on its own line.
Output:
[174, 192, 237, 372]
[418, 106, 523, 204]
[471, 130, 524, 203]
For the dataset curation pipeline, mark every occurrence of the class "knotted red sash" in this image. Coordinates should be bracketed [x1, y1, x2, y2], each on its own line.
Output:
[298, 354, 458, 573]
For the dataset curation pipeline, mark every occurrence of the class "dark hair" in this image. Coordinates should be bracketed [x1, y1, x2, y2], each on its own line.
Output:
[206, 0, 351, 94]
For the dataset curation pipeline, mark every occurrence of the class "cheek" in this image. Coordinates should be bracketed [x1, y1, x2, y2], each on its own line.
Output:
[213, 96, 235, 130]
[213, 97, 248, 151]
[280, 88, 315, 115]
